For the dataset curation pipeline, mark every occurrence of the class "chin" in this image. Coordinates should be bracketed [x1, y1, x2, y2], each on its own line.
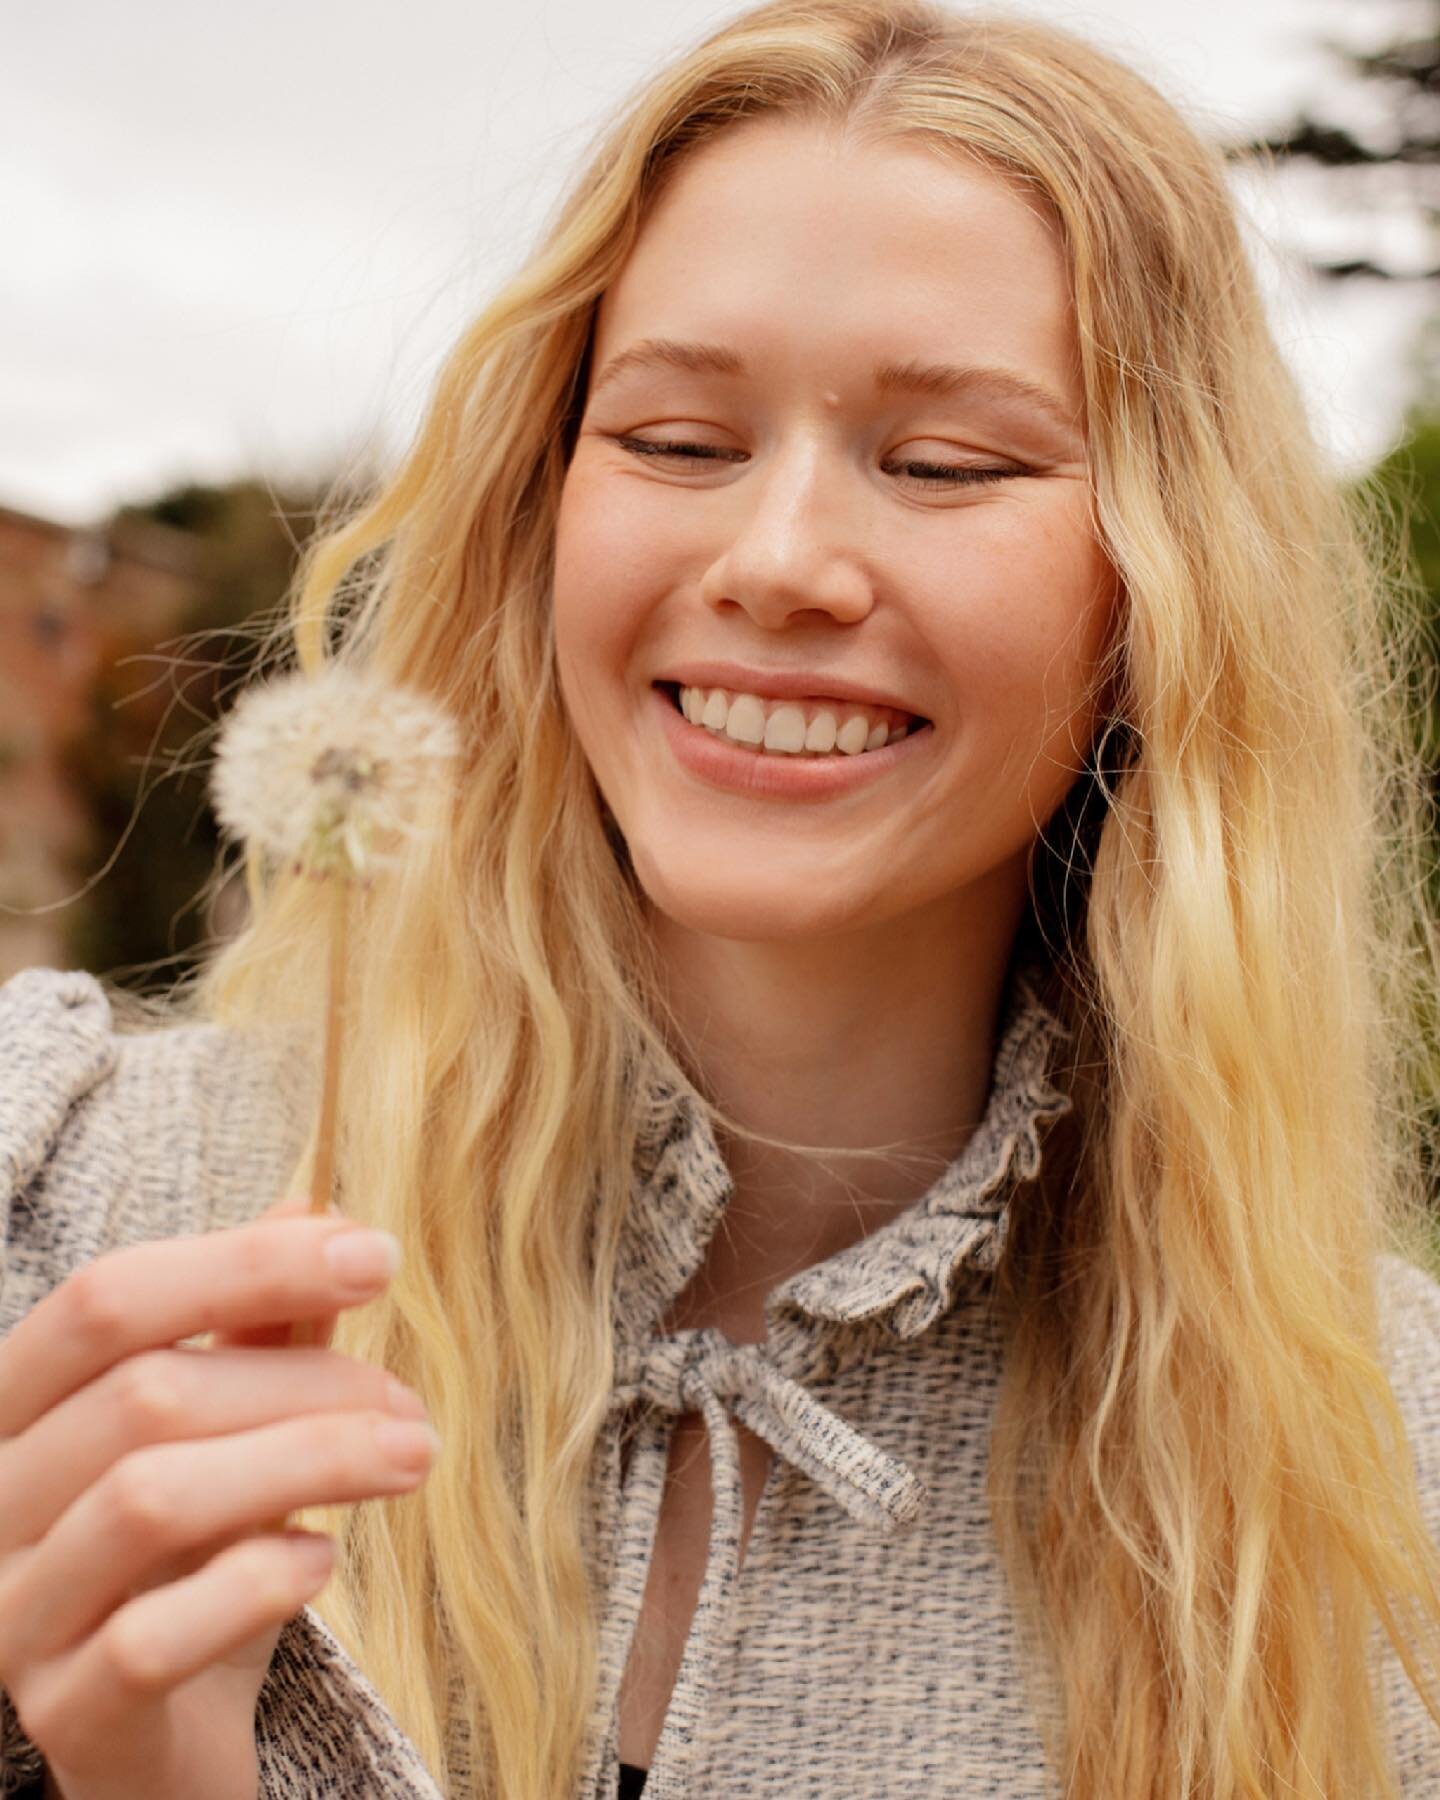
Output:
[630, 847, 887, 943]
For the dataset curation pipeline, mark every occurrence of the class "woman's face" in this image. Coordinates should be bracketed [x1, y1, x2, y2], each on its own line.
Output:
[553, 118, 1116, 943]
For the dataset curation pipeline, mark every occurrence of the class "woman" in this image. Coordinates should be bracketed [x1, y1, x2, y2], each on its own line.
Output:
[3, 1, 1440, 1794]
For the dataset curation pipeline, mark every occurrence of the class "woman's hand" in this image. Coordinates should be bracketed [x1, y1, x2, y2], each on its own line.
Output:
[0, 1196, 436, 1800]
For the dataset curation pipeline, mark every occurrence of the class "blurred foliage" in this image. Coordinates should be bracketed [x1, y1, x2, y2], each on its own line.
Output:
[1370, 411, 1440, 753]
[61, 478, 338, 988]
[1226, 0, 1440, 280]
[1225, 0, 1440, 1204]
[1358, 412, 1440, 1210]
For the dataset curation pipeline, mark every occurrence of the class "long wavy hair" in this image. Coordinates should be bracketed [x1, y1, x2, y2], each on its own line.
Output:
[190, 2, 1440, 1793]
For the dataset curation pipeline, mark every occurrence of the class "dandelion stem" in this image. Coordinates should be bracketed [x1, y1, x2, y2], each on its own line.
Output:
[291, 878, 351, 1357]
[311, 877, 350, 1215]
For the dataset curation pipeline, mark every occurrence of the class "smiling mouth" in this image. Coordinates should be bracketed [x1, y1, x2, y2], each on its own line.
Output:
[655, 680, 930, 756]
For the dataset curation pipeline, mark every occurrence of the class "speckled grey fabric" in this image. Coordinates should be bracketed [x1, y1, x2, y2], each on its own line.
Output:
[2, 963, 1440, 1796]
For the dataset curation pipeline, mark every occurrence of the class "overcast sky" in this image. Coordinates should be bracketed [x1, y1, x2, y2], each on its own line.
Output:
[4, 0, 1431, 524]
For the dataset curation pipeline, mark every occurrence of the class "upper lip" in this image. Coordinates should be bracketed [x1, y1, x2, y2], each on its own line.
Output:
[657, 662, 928, 720]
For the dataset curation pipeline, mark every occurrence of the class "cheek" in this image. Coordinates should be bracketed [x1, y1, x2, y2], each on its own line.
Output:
[553, 472, 637, 701]
[553, 460, 683, 681]
[926, 506, 1114, 793]
[555, 450, 684, 598]
[1013, 550, 1116, 805]
[957, 504, 1111, 694]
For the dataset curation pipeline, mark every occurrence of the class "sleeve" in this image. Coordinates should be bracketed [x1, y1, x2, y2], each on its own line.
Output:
[0, 970, 120, 1338]
[1374, 1251, 1440, 1791]
[0, 970, 443, 1798]
[1, 970, 116, 1796]
[256, 1612, 447, 1798]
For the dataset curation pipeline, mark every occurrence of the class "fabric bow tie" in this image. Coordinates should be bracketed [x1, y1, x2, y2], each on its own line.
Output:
[605, 1327, 928, 1792]
[613, 1326, 928, 1530]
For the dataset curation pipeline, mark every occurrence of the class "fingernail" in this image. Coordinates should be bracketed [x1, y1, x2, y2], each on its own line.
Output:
[384, 1377, 429, 1420]
[324, 1229, 402, 1292]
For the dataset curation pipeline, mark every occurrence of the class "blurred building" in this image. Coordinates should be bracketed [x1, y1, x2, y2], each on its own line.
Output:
[0, 503, 209, 978]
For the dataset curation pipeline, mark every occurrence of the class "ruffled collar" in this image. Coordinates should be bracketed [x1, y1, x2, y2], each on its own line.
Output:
[616, 959, 1072, 1349]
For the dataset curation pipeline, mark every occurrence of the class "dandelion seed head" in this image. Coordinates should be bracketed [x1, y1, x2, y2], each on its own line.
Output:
[211, 666, 461, 878]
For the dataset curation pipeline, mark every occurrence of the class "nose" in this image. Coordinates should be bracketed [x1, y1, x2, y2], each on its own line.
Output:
[696, 437, 874, 630]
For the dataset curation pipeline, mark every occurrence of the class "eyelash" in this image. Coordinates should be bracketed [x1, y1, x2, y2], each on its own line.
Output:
[613, 435, 1022, 491]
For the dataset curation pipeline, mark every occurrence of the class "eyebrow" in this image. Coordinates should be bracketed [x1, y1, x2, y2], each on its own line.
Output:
[589, 336, 1083, 439]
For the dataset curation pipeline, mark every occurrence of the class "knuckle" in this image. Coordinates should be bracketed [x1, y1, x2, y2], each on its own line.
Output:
[99, 1611, 170, 1695]
[223, 1226, 292, 1308]
[226, 1226, 274, 1283]
[238, 1542, 306, 1616]
[112, 1355, 188, 1441]
[103, 1451, 177, 1544]
[61, 1261, 128, 1354]
[181, 1225, 287, 1338]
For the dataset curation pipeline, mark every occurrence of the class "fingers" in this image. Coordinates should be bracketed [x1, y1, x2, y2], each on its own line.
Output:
[0, 1216, 399, 1438]
[0, 1343, 426, 1552]
[3, 1409, 437, 1666]
[11, 1531, 335, 1767]
[214, 1193, 342, 1352]
[257, 1190, 316, 1221]
[209, 1307, 341, 1354]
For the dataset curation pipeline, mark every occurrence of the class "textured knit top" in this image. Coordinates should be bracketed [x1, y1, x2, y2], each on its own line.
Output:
[3, 963, 1440, 1797]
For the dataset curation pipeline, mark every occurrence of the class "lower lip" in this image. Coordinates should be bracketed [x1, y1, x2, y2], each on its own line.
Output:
[651, 685, 933, 801]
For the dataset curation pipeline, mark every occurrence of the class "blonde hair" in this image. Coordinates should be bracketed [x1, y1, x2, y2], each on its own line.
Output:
[191, 2, 1440, 1793]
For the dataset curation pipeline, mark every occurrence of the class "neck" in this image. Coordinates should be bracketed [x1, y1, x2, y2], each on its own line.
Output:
[645, 861, 1030, 1333]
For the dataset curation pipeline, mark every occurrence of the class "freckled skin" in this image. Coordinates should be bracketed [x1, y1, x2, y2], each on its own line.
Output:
[553, 118, 1117, 947]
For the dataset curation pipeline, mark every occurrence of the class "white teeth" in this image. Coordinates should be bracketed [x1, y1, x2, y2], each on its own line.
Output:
[804, 711, 837, 753]
[724, 694, 767, 746]
[762, 704, 807, 753]
[835, 715, 870, 756]
[673, 684, 921, 758]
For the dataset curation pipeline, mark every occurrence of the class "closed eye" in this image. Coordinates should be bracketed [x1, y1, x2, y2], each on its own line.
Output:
[616, 436, 746, 466]
[613, 435, 1025, 491]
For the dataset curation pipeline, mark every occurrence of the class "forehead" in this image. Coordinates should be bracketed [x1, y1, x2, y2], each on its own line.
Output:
[591, 117, 1078, 406]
